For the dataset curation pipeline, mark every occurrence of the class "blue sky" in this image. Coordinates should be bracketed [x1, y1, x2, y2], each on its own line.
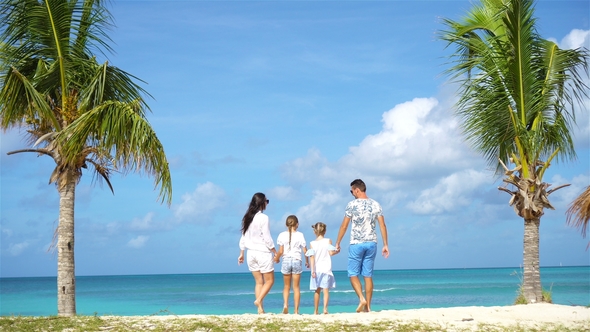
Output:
[1, 0, 589, 278]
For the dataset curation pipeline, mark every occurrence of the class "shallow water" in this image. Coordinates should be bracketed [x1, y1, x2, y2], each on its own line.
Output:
[1, 266, 587, 316]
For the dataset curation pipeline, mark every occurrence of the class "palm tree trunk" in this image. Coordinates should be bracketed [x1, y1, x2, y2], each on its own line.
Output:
[57, 176, 77, 316]
[522, 217, 542, 303]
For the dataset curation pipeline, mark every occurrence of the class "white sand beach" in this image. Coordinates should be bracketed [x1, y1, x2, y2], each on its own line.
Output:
[117, 303, 589, 330]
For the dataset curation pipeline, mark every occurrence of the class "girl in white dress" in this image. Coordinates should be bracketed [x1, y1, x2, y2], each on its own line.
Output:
[275, 215, 309, 314]
[308, 222, 337, 314]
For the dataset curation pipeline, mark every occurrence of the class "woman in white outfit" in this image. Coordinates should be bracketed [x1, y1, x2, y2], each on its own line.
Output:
[238, 192, 276, 314]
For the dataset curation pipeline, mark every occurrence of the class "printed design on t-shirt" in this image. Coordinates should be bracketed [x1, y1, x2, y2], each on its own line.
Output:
[345, 199, 382, 243]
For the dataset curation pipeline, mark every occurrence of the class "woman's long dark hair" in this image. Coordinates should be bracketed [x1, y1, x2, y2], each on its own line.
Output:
[241, 192, 267, 235]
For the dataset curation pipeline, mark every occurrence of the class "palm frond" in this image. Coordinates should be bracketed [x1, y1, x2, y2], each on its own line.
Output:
[57, 100, 172, 204]
[439, 0, 588, 178]
[76, 59, 152, 113]
[86, 158, 115, 194]
[71, 0, 115, 58]
[566, 186, 590, 238]
[0, 66, 60, 131]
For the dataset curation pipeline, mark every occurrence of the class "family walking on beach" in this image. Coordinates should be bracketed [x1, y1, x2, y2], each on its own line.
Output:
[237, 179, 389, 314]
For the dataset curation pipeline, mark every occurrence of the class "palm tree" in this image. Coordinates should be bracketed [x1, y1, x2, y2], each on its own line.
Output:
[440, 0, 588, 303]
[0, 0, 172, 316]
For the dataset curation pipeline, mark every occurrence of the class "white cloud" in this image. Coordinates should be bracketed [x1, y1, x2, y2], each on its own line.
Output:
[106, 222, 121, 234]
[295, 189, 345, 228]
[8, 241, 30, 256]
[559, 29, 590, 50]
[282, 97, 482, 190]
[341, 97, 471, 178]
[173, 181, 226, 223]
[281, 148, 329, 184]
[547, 173, 590, 210]
[268, 186, 298, 201]
[408, 169, 490, 214]
[278, 95, 493, 232]
[127, 235, 149, 248]
[130, 212, 155, 231]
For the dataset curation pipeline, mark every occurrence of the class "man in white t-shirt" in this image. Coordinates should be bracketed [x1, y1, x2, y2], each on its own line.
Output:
[335, 179, 389, 313]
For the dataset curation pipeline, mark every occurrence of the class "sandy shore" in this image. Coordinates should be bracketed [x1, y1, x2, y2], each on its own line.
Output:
[112, 303, 589, 330]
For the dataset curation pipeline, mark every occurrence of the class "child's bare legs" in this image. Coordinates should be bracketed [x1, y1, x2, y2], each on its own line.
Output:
[292, 273, 301, 314]
[252, 271, 274, 314]
[323, 288, 330, 314]
[313, 288, 321, 314]
[282, 274, 291, 314]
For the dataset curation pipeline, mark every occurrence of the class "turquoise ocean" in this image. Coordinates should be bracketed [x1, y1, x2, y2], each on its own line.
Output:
[1, 266, 588, 316]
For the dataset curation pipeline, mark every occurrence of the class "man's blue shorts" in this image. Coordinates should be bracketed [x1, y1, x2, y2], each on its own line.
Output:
[347, 242, 377, 277]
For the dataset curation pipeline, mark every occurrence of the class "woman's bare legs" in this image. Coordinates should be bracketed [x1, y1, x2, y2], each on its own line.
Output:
[323, 288, 330, 314]
[292, 274, 301, 314]
[252, 271, 264, 312]
[252, 271, 274, 314]
[313, 288, 321, 314]
[282, 274, 291, 314]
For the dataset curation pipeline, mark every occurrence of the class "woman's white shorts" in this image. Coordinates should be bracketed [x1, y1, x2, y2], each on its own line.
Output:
[247, 250, 274, 273]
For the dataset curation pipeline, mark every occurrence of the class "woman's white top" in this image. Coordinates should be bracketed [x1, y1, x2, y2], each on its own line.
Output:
[239, 211, 275, 253]
[276, 231, 306, 260]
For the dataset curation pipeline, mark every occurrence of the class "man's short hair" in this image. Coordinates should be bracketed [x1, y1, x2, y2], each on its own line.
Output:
[350, 179, 366, 192]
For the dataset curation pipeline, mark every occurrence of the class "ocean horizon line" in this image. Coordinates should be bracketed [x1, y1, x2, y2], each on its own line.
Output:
[2, 265, 587, 279]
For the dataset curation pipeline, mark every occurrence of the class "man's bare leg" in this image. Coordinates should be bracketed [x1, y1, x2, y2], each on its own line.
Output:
[349, 276, 367, 312]
[364, 276, 373, 312]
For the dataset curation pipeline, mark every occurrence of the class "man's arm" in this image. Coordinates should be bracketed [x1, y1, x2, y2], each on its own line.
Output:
[335, 216, 351, 252]
[377, 215, 389, 258]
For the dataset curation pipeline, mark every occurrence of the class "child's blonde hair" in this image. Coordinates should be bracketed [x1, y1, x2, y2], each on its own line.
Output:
[286, 215, 298, 248]
[311, 222, 326, 236]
